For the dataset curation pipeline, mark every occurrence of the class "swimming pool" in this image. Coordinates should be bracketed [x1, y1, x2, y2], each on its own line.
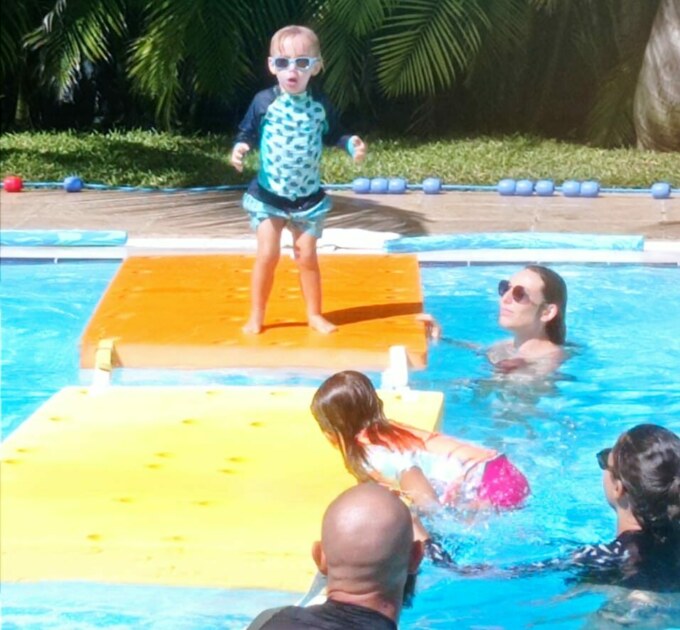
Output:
[2, 260, 680, 628]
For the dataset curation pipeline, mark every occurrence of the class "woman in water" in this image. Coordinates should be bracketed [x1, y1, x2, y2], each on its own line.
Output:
[420, 264, 568, 375]
[488, 264, 567, 374]
[310, 370, 530, 516]
[458, 424, 680, 589]
[570, 423, 680, 590]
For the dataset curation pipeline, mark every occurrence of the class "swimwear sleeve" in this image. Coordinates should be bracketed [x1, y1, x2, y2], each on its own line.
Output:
[366, 445, 416, 483]
[571, 540, 626, 569]
[234, 88, 276, 148]
[316, 92, 352, 151]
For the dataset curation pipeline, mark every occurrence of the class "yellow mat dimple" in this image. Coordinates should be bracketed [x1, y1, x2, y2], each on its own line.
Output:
[0, 385, 443, 592]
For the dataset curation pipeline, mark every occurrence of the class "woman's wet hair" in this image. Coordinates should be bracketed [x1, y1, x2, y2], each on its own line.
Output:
[612, 424, 680, 543]
[311, 370, 423, 481]
[526, 265, 567, 345]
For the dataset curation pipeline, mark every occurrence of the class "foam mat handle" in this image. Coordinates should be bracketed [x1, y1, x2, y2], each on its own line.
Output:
[94, 338, 117, 372]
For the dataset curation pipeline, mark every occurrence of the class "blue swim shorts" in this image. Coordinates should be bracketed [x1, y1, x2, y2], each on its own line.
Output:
[243, 192, 332, 238]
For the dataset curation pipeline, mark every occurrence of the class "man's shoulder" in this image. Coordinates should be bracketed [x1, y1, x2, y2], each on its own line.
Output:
[247, 599, 397, 630]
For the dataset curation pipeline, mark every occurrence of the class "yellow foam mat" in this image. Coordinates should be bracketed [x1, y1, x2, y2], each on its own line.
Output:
[1, 386, 443, 592]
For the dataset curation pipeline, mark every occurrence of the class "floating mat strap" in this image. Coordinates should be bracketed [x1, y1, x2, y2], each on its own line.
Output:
[0, 229, 128, 247]
[92, 338, 118, 386]
[385, 232, 645, 252]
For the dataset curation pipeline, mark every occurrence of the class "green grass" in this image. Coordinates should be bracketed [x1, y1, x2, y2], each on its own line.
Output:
[1, 130, 678, 188]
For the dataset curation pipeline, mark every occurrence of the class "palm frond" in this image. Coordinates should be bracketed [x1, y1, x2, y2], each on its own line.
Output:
[128, 1, 190, 128]
[25, 0, 127, 98]
[130, 0, 299, 127]
[0, 0, 33, 81]
[313, 0, 394, 109]
[373, 0, 492, 98]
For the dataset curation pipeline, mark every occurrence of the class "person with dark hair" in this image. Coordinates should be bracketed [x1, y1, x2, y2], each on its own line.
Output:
[246, 483, 424, 629]
[571, 423, 680, 590]
[418, 264, 568, 375]
[456, 424, 680, 591]
[488, 264, 567, 373]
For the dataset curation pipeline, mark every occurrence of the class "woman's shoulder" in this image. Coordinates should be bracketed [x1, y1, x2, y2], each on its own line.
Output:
[571, 536, 628, 567]
[572, 530, 680, 590]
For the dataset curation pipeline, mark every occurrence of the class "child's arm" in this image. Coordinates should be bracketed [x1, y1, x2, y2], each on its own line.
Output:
[230, 88, 274, 172]
[317, 92, 367, 164]
[399, 465, 441, 513]
[347, 135, 367, 164]
[230, 143, 250, 172]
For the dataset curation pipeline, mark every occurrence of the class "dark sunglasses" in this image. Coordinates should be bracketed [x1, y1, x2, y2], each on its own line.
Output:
[498, 279, 533, 304]
[270, 56, 319, 71]
[596, 447, 613, 471]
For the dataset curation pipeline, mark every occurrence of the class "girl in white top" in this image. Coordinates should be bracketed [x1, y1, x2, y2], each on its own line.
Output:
[311, 370, 530, 513]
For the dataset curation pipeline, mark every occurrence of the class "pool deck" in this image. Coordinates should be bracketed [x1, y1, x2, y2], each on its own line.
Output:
[2, 188, 680, 263]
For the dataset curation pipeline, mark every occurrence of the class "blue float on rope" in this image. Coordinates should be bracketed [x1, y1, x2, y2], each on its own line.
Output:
[497, 178, 516, 196]
[581, 180, 600, 198]
[535, 180, 555, 196]
[352, 177, 371, 194]
[370, 177, 389, 194]
[651, 182, 671, 199]
[63, 176, 83, 192]
[422, 177, 442, 194]
[561, 180, 581, 197]
[388, 177, 407, 194]
[515, 179, 534, 196]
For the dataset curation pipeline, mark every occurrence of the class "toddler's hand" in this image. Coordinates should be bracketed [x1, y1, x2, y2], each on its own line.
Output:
[230, 142, 250, 172]
[349, 136, 367, 164]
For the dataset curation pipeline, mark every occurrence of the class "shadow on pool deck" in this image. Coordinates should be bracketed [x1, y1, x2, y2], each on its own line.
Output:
[1, 189, 679, 240]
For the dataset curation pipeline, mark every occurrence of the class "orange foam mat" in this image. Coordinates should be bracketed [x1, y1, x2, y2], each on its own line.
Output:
[80, 254, 427, 370]
[0, 385, 444, 591]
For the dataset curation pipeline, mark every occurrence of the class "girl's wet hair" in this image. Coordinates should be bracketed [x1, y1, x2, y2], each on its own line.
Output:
[310, 370, 423, 481]
[612, 423, 680, 542]
[526, 265, 567, 345]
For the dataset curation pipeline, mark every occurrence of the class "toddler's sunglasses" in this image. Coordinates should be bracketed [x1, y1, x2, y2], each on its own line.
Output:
[498, 279, 533, 304]
[270, 56, 319, 72]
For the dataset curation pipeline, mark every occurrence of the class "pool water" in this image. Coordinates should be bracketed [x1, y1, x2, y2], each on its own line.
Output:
[2, 260, 680, 629]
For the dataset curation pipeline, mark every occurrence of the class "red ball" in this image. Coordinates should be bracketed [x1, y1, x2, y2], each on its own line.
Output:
[3, 175, 23, 193]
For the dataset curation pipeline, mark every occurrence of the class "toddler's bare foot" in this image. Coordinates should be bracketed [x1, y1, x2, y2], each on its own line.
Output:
[308, 314, 337, 334]
[242, 317, 263, 334]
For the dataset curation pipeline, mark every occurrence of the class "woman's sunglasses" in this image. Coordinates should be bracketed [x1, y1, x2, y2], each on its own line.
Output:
[498, 280, 534, 304]
[269, 56, 319, 72]
[596, 447, 613, 471]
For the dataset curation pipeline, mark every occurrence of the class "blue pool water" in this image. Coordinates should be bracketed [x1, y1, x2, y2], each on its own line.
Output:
[2, 260, 680, 629]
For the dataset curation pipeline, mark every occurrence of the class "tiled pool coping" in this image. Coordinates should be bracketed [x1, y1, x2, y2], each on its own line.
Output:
[2, 236, 680, 265]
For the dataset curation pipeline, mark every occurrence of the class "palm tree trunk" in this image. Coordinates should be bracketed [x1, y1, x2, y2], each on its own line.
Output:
[633, 0, 680, 151]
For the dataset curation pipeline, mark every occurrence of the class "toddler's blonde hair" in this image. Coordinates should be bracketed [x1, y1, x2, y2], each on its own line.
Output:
[270, 25, 321, 58]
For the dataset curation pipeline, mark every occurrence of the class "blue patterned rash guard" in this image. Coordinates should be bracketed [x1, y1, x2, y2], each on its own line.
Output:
[234, 86, 352, 209]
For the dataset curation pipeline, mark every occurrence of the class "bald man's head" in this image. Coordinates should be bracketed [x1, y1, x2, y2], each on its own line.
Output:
[315, 483, 419, 599]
